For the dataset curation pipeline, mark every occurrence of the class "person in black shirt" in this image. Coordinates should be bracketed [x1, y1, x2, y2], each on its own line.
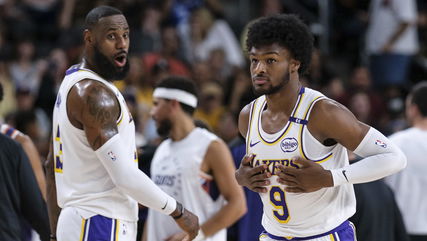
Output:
[0, 83, 50, 241]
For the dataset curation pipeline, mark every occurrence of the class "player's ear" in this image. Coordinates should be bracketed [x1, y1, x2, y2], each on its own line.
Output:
[83, 29, 93, 45]
[170, 99, 180, 110]
[290, 59, 301, 73]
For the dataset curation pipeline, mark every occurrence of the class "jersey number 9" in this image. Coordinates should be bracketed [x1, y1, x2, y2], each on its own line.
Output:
[270, 186, 290, 223]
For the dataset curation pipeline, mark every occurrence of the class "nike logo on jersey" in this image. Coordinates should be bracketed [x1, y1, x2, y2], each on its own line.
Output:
[250, 140, 261, 147]
[161, 200, 168, 210]
[342, 170, 349, 182]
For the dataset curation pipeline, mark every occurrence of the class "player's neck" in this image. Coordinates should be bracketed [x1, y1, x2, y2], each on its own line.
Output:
[170, 115, 195, 142]
[265, 80, 301, 115]
[82, 57, 98, 73]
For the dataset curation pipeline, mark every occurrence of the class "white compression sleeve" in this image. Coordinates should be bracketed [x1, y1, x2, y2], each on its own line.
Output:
[95, 134, 176, 215]
[331, 127, 407, 186]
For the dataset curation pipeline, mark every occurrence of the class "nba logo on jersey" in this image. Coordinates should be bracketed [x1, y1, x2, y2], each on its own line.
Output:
[375, 139, 387, 148]
[108, 151, 117, 161]
[280, 138, 298, 153]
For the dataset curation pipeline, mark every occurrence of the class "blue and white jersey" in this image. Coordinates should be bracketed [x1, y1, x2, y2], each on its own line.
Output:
[146, 127, 226, 241]
[52, 63, 138, 222]
[246, 87, 356, 238]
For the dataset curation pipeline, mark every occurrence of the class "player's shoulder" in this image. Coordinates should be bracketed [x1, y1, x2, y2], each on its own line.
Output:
[238, 98, 259, 137]
[305, 86, 350, 121]
[68, 78, 120, 124]
[239, 101, 252, 115]
[239, 96, 265, 118]
[73, 79, 116, 101]
[195, 127, 217, 139]
[389, 127, 418, 143]
[308, 98, 340, 122]
[307, 91, 358, 132]
[155, 138, 172, 153]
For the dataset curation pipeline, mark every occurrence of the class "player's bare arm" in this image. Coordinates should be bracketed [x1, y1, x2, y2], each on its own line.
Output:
[166, 139, 246, 241]
[15, 133, 47, 200]
[69, 79, 199, 239]
[308, 99, 369, 151]
[67, 79, 120, 149]
[201, 139, 246, 237]
[277, 99, 406, 192]
[235, 104, 271, 193]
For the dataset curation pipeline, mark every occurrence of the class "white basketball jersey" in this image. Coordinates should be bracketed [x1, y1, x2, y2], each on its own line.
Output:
[246, 87, 356, 237]
[385, 127, 427, 234]
[146, 127, 226, 241]
[52, 63, 138, 221]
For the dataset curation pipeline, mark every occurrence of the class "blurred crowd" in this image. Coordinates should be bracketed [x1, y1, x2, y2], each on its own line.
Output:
[0, 0, 427, 240]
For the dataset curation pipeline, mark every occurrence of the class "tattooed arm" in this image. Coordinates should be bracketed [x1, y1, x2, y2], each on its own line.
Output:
[67, 79, 200, 239]
[67, 79, 120, 149]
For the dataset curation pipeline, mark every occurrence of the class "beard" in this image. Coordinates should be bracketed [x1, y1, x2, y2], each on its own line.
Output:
[253, 71, 290, 96]
[156, 118, 172, 137]
[93, 45, 130, 81]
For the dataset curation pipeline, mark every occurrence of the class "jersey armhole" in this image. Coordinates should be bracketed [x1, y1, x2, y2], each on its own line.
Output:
[245, 99, 257, 153]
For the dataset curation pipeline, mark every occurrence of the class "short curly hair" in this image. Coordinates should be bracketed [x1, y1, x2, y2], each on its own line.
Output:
[246, 14, 313, 75]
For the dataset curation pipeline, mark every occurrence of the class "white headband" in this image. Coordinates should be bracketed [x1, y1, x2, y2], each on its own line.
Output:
[153, 87, 198, 108]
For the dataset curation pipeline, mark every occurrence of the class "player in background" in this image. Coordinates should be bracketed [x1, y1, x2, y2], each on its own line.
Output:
[385, 81, 427, 241]
[144, 76, 246, 241]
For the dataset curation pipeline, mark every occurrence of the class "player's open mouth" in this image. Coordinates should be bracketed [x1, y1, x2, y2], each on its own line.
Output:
[114, 54, 127, 67]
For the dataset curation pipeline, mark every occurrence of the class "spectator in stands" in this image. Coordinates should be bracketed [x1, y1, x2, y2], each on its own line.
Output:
[366, 0, 419, 89]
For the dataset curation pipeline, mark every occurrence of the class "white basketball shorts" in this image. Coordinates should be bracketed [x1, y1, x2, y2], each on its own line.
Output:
[57, 207, 137, 241]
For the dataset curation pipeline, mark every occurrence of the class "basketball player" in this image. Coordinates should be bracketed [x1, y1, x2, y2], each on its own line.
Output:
[45, 6, 198, 241]
[235, 14, 407, 241]
[385, 82, 427, 241]
[144, 76, 246, 241]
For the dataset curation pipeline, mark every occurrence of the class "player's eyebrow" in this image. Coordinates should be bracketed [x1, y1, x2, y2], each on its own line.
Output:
[106, 26, 129, 31]
[249, 51, 280, 56]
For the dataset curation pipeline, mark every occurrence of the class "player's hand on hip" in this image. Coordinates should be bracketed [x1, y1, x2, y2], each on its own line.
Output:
[276, 156, 333, 193]
[235, 154, 271, 193]
[173, 208, 199, 240]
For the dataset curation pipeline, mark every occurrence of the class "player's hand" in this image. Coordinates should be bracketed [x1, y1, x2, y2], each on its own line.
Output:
[235, 154, 271, 193]
[165, 231, 189, 241]
[173, 208, 199, 240]
[276, 156, 333, 193]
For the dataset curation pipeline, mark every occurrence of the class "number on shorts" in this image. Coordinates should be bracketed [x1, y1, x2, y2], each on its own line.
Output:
[269, 186, 290, 223]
